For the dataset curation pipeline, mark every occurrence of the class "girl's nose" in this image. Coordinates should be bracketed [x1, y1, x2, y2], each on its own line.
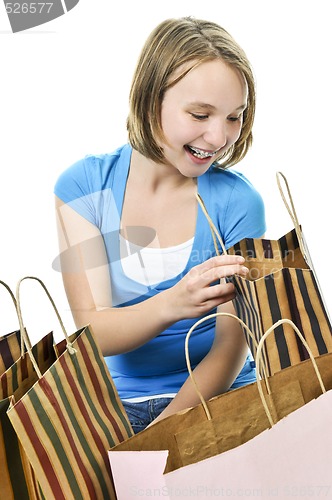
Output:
[204, 119, 227, 150]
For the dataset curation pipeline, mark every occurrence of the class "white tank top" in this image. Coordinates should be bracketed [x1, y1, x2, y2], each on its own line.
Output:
[119, 234, 194, 287]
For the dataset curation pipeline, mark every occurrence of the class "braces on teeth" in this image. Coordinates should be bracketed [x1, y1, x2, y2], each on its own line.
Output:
[189, 146, 216, 158]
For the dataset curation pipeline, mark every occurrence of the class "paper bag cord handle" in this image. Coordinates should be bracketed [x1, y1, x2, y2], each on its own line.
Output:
[199, 173, 307, 263]
[185, 311, 270, 421]
[276, 172, 300, 228]
[0, 279, 17, 309]
[276, 171, 307, 261]
[255, 318, 326, 428]
[196, 193, 227, 256]
[16, 276, 76, 378]
[0, 279, 31, 356]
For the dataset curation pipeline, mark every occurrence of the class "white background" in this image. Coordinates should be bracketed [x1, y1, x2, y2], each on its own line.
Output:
[1, 0, 331, 344]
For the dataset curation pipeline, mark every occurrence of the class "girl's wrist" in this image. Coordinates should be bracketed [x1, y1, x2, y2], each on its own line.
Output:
[156, 287, 183, 326]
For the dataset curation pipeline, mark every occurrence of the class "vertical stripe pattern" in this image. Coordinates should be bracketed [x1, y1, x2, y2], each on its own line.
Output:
[0, 332, 55, 499]
[0, 330, 21, 374]
[7, 326, 133, 500]
[228, 230, 332, 376]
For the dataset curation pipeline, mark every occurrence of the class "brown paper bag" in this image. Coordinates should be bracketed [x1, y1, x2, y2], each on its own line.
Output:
[110, 373, 332, 500]
[0, 330, 55, 500]
[197, 172, 332, 375]
[0, 279, 57, 499]
[110, 313, 332, 473]
[7, 276, 133, 500]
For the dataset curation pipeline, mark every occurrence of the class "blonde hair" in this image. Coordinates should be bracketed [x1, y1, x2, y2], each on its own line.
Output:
[127, 16, 255, 168]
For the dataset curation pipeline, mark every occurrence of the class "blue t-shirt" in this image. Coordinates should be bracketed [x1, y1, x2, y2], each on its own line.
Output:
[55, 144, 266, 399]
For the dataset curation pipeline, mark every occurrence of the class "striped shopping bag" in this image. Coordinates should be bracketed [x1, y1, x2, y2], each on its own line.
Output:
[227, 230, 332, 375]
[1, 330, 55, 499]
[0, 330, 21, 374]
[7, 277, 133, 500]
[197, 172, 332, 376]
[1, 279, 57, 499]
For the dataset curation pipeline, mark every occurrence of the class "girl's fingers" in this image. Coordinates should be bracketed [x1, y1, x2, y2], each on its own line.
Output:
[193, 282, 237, 313]
[204, 281, 236, 302]
[188, 261, 248, 287]
[198, 254, 245, 272]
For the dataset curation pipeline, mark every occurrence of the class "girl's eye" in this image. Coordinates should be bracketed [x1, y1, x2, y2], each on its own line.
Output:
[228, 115, 242, 122]
[190, 113, 209, 120]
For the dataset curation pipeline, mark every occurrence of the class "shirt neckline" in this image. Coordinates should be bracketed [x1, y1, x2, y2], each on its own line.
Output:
[114, 144, 210, 288]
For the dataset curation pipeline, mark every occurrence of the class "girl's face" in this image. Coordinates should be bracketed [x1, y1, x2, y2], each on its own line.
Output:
[160, 59, 248, 177]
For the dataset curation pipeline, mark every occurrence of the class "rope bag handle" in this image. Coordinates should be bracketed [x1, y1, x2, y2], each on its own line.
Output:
[15, 276, 76, 378]
[186, 313, 325, 426]
[276, 171, 308, 264]
[0, 279, 32, 354]
[185, 311, 270, 420]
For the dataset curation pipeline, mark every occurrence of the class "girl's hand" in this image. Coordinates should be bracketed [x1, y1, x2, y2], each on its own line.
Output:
[167, 255, 248, 321]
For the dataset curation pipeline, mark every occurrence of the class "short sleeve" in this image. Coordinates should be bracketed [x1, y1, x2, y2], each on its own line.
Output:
[54, 155, 101, 226]
[221, 171, 266, 248]
[205, 168, 266, 249]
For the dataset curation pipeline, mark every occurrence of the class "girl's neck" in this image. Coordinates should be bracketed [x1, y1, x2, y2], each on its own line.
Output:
[130, 149, 195, 193]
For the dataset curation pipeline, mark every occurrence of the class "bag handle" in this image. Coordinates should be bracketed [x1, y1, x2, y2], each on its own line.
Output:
[185, 311, 270, 420]
[276, 171, 308, 263]
[196, 193, 227, 256]
[196, 193, 226, 257]
[15, 276, 76, 378]
[0, 279, 32, 355]
[0, 280, 17, 311]
[186, 313, 326, 425]
[255, 318, 326, 427]
[197, 172, 306, 260]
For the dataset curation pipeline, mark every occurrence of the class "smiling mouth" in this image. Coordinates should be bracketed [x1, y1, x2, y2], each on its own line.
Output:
[186, 145, 219, 159]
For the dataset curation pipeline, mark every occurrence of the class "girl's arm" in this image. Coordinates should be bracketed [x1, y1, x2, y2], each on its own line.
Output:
[150, 300, 249, 423]
[55, 196, 249, 356]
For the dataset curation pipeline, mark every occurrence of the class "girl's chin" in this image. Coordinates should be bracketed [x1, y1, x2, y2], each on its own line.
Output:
[180, 161, 212, 179]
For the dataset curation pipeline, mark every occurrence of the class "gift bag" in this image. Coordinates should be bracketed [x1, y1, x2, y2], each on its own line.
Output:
[1, 280, 56, 500]
[7, 276, 134, 500]
[109, 319, 332, 499]
[109, 314, 332, 475]
[111, 390, 332, 500]
[1, 396, 43, 500]
[197, 172, 332, 376]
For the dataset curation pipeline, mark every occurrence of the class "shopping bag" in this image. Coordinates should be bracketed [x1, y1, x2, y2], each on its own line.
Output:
[110, 390, 332, 500]
[109, 319, 332, 499]
[1, 325, 72, 500]
[7, 276, 134, 500]
[0, 279, 57, 500]
[1, 328, 84, 500]
[197, 172, 332, 376]
[0, 330, 21, 374]
[109, 314, 332, 474]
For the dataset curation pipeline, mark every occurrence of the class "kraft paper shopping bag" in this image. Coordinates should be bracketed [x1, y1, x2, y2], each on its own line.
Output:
[197, 172, 332, 375]
[1, 279, 56, 499]
[7, 276, 133, 500]
[109, 319, 332, 499]
[109, 315, 331, 474]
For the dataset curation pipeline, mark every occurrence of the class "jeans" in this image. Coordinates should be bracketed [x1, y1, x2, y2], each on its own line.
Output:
[122, 397, 173, 434]
[122, 356, 256, 434]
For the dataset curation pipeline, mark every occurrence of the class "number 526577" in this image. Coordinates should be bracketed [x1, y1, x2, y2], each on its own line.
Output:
[5, 3, 53, 14]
